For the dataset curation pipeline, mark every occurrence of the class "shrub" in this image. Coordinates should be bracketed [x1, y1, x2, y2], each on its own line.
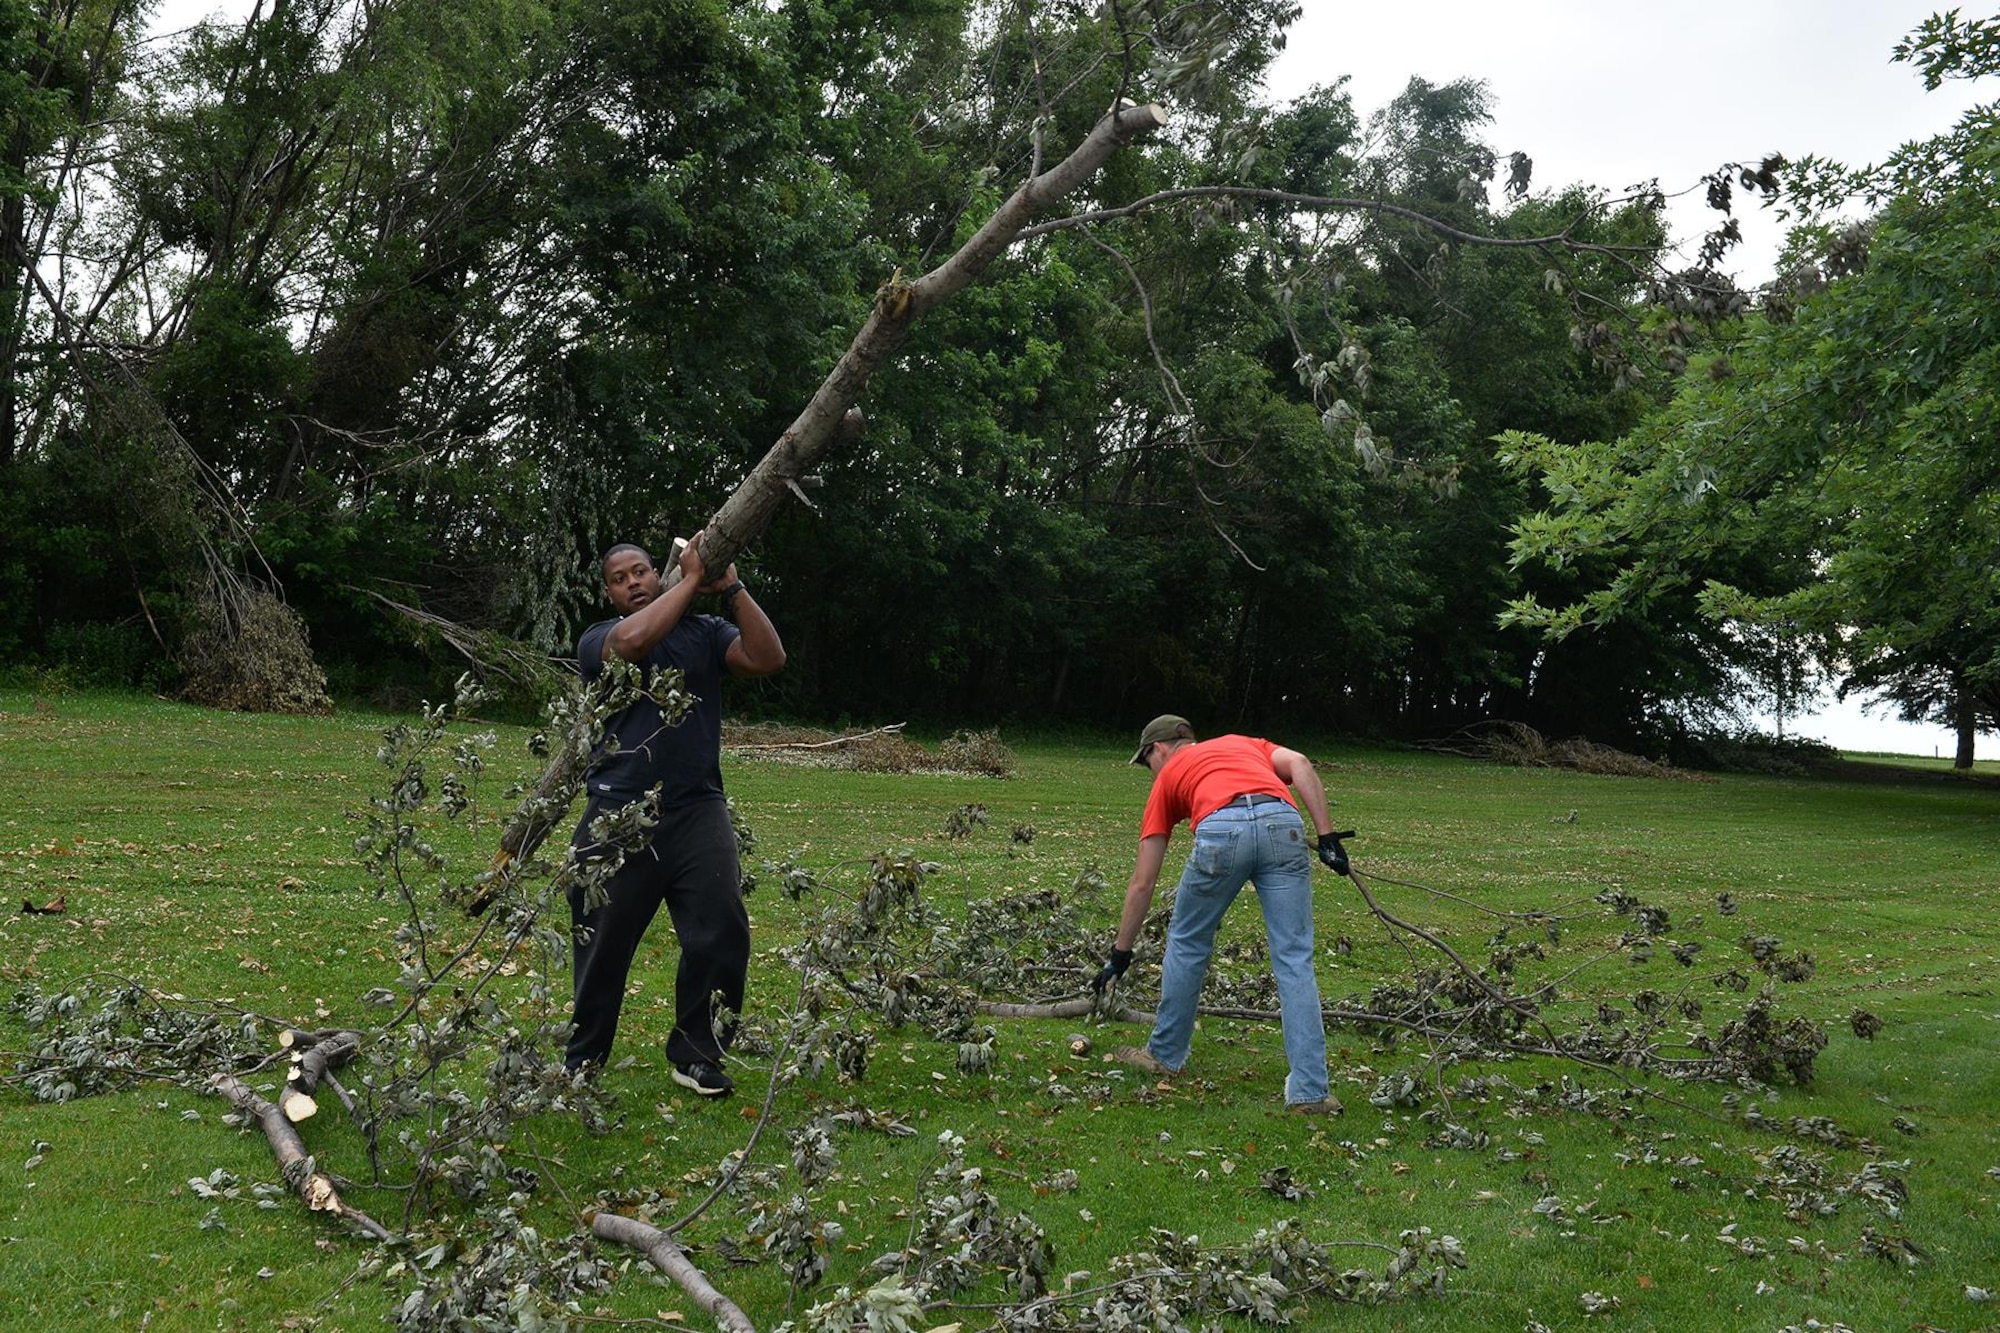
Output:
[935, 728, 1017, 777]
[178, 583, 333, 715]
[1670, 729, 1842, 776]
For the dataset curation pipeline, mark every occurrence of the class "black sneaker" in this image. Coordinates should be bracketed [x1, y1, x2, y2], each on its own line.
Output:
[672, 1060, 734, 1098]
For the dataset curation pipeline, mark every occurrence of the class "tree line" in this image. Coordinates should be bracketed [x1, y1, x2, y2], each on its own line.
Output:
[2, 0, 1991, 760]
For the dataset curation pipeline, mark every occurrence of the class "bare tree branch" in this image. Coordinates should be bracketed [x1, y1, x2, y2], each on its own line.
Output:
[1016, 185, 1647, 254]
[590, 1212, 758, 1333]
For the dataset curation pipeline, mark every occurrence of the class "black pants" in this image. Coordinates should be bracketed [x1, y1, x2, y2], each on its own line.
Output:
[565, 797, 748, 1071]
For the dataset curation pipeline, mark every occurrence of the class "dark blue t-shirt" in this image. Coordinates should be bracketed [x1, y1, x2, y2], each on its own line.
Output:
[577, 613, 741, 809]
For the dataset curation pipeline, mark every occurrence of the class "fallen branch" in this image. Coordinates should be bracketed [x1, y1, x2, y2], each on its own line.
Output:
[977, 997, 1729, 1118]
[210, 1072, 395, 1243]
[979, 997, 1151, 1023]
[1343, 866, 1536, 1018]
[591, 1211, 757, 1333]
[727, 722, 907, 752]
[977, 996, 1498, 1038]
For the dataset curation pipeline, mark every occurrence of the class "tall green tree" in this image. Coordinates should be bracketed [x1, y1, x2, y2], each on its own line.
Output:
[4, 0, 1755, 745]
[1503, 12, 2000, 764]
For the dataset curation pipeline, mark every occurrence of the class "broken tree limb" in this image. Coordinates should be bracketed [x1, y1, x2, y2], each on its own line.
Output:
[280, 1030, 361, 1124]
[979, 997, 1152, 1023]
[491, 101, 1171, 874]
[591, 1211, 757, 1333]
[210, 1073, 395, 1243]
[693, 102, 1171, 575]
[1343, 866, 1535, 1017]
[726, 722, 907, 751]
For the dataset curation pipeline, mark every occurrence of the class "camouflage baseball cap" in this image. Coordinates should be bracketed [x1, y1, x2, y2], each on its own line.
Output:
[1130, 714, 1194, 765]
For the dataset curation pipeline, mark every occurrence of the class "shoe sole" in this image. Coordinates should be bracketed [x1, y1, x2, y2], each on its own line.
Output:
[671, 1068, 733, 1097]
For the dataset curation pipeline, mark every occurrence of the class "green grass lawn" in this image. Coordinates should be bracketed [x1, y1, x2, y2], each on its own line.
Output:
[1, 691, 1997, 1332]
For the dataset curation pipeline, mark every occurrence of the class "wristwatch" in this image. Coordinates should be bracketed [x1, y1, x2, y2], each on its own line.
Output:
[719, 581, 746, 610]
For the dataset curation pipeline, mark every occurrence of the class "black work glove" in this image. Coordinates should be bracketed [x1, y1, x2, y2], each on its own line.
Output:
[1091, 947, 1134, 993]
[1316, 830, 1354, 875]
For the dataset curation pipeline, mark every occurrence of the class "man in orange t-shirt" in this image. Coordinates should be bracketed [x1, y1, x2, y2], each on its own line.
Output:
[1093, 714, 1351, 1113]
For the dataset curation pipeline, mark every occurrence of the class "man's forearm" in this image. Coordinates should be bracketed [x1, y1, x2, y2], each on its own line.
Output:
[727, 589, 786, 676]
[1114, 881, 1153, 951]
[604, 577, 701, 662]
[1115, 835, 1170, 949]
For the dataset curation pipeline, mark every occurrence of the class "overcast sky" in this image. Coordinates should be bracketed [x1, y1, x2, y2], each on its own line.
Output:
[144, 1, 1991, 754]
[1266, 0, 1989, 284]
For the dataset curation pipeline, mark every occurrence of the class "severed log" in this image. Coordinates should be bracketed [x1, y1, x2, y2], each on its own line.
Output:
[210, 1072, 395, 1243]
[490, 101, 1173, 876]
[279, 1030, 361, 1124]
[591, 1211, 757, 1333]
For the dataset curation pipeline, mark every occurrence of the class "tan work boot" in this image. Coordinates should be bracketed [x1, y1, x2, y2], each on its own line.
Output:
[1287, 1094, 1344, 1115]
[1111, 1045, 1175, 1076]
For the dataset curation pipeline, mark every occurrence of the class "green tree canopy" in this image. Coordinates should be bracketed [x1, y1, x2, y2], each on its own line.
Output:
[1503, 14, 2000, 764]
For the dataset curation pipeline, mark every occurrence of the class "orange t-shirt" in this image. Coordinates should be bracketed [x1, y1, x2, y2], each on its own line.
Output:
[1140, 735, 1293, 840]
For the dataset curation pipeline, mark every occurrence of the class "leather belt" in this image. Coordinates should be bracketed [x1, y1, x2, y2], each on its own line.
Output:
[1225, 793, 1287, 808]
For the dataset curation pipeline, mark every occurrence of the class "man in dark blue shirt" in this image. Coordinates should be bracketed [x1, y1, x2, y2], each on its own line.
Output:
[565, 535, 785, 1095]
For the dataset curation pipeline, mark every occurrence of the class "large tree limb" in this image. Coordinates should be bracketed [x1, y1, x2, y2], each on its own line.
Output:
[980, 997, 1152, 1022]
[492, 101, 1170, 870]
[695, 101, 1170, 575]
[1014, 184, 1652, 253]
[210, 1072, 395, 1243]
[591, 1211, 757, 1333]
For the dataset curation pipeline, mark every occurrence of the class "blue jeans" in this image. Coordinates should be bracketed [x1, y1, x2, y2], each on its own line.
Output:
[1147, 800, 1329, 1103]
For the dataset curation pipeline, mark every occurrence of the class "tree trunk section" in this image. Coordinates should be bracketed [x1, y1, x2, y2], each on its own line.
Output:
[1955, 686, 1976, 769]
